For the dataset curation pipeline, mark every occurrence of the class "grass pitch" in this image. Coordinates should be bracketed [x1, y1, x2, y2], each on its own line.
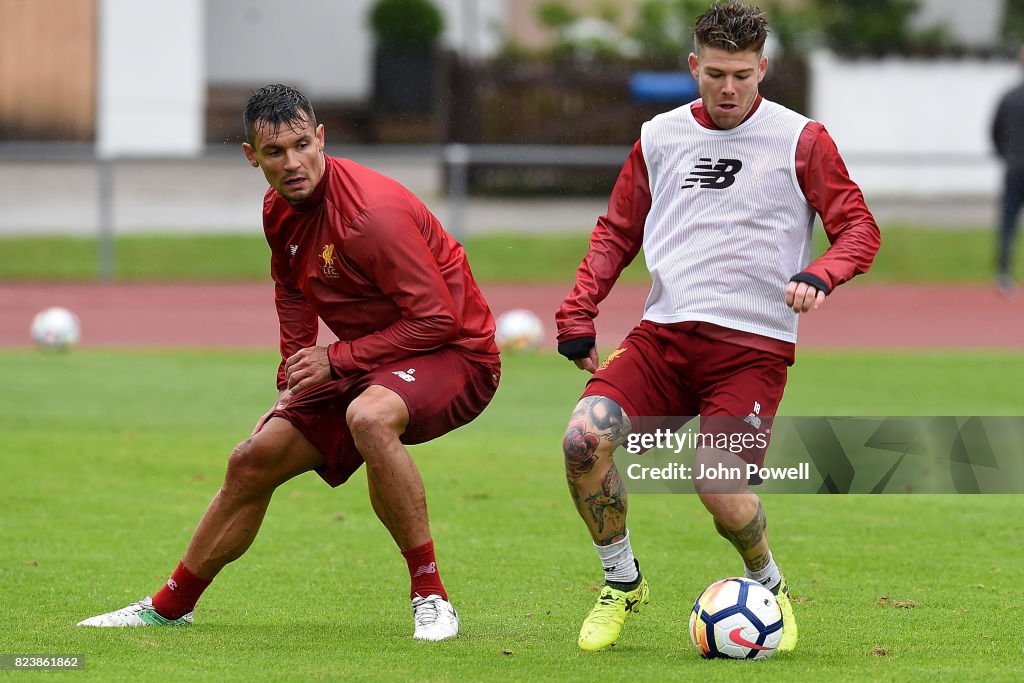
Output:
[0, 228, 1018, 284]
[2, 349, 1023, 681]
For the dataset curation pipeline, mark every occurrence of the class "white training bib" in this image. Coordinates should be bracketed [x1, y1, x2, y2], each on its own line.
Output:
[639, 98, 816, 342]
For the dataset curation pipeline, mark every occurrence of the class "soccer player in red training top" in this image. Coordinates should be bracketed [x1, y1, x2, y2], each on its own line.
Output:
[78, 84, 501, 641]
[558, 1, 880, 652]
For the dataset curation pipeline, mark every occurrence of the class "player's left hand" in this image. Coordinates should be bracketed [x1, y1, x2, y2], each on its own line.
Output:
[784, 281, 826, 313]
[285, 346, 332, 394]
[251, 388, 292, 436]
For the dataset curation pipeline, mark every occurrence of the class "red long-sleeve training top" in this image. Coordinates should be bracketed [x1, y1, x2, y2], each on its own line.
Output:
[556, 96, 881, 362]
[263, 155, 498, 390]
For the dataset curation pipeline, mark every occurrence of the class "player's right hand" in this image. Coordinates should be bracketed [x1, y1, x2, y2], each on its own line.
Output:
[558, 337, 599, 374]
[574, 347, 600, 374]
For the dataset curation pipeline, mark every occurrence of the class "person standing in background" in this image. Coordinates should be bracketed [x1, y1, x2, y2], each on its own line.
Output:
[992, 46, 1024, 293]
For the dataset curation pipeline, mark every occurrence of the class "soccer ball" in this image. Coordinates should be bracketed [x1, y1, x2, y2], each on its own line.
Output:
[30, 306, 81, 351]
[494, 308, 544, 353]
[689, 577, 784, 660]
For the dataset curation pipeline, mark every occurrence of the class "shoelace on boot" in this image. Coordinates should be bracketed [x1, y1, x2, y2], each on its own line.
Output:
[413, 598, 442, 627]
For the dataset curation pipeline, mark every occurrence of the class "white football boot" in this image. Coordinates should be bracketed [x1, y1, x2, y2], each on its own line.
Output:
[77, 597, 192, 627]
[411, 594, 459, 641]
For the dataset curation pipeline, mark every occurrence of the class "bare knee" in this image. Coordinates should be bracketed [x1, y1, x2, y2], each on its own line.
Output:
[562, 422, 611, 479]
[346, 393, 406, 458]
[562, 396, 630, 479]
[698, 492, 733, 518]
[699, 492, 762, 533]
[223, 439, 277, 499]
[348, 409, 394, 446]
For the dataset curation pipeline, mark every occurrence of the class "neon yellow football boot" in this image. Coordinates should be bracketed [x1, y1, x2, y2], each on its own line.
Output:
[772, 577, 798, 652]
[577, 577, 650, 651]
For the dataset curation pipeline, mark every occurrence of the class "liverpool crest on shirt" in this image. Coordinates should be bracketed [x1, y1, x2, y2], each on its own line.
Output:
[320, 243, 340, 279]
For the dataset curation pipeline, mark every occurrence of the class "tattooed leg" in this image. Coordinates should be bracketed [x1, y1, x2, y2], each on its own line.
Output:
[714, 500, 766, 552]
[702, 492, 772, 571]
[584, 465, 627, 544]
[562, 396, 632, 545]
[692, 446, 772, 570]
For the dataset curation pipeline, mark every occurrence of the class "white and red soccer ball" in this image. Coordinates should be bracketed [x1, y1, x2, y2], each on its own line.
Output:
[494, 308, 544, 353]
[689, 577, 784, 660]
[30, 306, 81, 351]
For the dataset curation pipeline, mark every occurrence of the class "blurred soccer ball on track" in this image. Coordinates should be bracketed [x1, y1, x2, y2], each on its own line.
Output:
[31, 306, 81, 351]
[494, 308, 544, 353]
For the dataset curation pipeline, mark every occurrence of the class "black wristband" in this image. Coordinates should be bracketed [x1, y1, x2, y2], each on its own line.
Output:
[789, 272, 831, 295]
[558, 337, 596, 361]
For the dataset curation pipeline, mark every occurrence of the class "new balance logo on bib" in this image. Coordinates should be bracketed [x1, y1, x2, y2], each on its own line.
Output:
[681, 158, 743, 189]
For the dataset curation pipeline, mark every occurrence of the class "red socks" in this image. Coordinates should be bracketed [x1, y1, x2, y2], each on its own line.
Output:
[152, 561, 212, 619]
[151, 545, 443, 618]
[402, 540, 447, 600]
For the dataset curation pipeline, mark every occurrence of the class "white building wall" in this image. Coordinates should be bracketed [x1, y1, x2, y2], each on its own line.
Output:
[809, 50, 1022, 197]
[437, 0, 506, 61]
[205, 0, 374, 101]
[913, 0, 1005, 48]
[205, 0, 505, 101]
[97, 0, 205, 157]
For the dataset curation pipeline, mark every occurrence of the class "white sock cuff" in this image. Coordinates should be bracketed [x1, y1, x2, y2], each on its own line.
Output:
[593, 529, 630, 553]
[595, 530, 638, 584]
[744, 551, 781, 590]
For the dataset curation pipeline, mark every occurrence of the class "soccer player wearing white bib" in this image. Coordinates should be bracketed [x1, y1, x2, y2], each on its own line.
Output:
[557, 1, 881, 652]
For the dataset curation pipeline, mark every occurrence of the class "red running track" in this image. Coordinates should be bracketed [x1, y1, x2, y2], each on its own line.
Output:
[1, 282, 1021, 350]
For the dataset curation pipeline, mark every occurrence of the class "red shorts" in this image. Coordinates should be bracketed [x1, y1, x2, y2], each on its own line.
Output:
[271, 349, 500, 487]
[582, 320, 788, 468]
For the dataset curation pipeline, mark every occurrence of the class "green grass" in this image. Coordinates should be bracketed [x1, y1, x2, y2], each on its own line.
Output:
[0, 235, 274, 281]
[0, 227, 1018, 283]
[2, 349, 1023, 681]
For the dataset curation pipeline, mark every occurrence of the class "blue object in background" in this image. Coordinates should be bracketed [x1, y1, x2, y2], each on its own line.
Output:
[629, 71, 698, 104]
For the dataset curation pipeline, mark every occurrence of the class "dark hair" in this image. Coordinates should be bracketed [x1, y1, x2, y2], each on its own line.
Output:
[694, 1, 768, 55]
[243, 84, 317, 146]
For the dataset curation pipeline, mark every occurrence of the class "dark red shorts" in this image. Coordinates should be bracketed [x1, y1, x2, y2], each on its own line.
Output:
[271, 349, 500, 487]
[582, 320, 788, 468]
